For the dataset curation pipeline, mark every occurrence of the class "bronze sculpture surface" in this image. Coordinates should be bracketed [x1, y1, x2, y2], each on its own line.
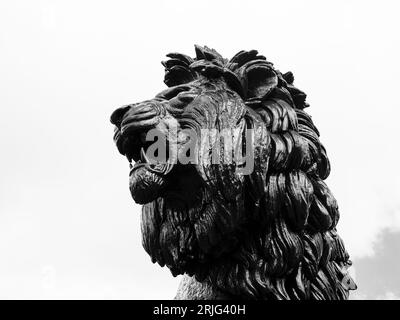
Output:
[110, 45, 356, 299]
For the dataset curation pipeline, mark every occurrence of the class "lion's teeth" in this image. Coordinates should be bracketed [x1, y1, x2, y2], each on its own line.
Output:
[140, 147, 150, 163]
[163, 163, 174, 175]
[140, 147, 145, 162]
[126, 155, 133, 168]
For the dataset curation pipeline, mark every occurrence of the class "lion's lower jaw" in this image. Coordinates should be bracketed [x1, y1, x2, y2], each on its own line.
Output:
[129, 166, 166, 204]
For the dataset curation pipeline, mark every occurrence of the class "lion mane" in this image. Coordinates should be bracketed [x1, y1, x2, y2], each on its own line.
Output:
[110, 45, 356, 299]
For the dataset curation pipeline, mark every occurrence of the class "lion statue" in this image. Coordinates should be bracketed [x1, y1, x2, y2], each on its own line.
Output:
[110, 45, 356, 299]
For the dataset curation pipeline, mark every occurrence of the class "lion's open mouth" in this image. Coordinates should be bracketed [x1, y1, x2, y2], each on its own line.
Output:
[130, 147, 174, 176]
[127, 143, 202, 205]
[127, 145, 171, 204]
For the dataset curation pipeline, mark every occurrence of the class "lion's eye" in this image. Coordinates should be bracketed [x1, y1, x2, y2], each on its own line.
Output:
[176, 91, 197, 103]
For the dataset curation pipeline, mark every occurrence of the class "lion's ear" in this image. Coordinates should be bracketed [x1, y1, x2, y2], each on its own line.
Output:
[241, 62, 278, 101]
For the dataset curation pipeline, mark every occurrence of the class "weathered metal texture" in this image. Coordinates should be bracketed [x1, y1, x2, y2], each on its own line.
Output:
[110, 45, 356, 300]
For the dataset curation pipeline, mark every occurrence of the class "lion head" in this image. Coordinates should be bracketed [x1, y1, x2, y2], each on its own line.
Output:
[110, 45, 356, 299]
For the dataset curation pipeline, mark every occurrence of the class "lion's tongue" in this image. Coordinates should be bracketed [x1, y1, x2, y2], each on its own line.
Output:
[129, 165, 166, 204]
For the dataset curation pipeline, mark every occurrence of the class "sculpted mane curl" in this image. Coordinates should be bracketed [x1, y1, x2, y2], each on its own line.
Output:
[110, 45, 356, 299]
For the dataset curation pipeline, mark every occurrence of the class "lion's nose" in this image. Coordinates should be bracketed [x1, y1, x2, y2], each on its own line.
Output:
[110, 105, 131, 128]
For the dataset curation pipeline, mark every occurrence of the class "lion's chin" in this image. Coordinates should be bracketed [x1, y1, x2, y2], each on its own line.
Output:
[129, 165, 167, 204]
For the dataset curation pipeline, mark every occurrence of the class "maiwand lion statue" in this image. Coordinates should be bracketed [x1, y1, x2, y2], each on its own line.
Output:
[110, 45, 356, 300]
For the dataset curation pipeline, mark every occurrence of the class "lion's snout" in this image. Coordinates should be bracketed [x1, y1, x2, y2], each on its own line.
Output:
[110, 101, 168, 161]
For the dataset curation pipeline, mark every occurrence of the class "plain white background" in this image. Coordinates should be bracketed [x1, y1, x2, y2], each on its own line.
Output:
[0, 0, 399, 299]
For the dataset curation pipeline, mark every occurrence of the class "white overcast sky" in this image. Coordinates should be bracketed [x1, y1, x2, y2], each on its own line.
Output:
[0, 0, 399, 299]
